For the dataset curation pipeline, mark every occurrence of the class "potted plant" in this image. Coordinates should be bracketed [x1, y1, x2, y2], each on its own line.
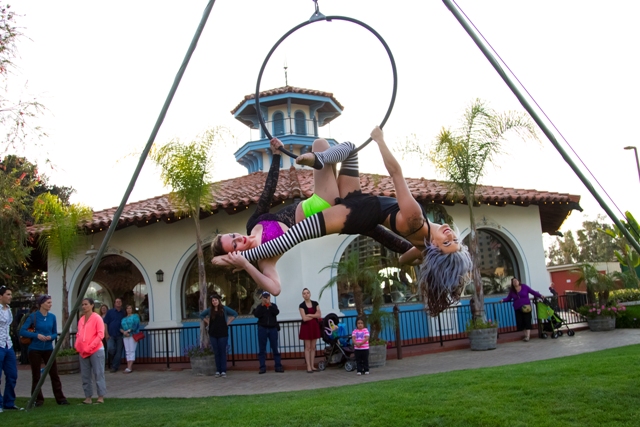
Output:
[465, 318, 498, 351]
[185, 344, 216, 376]
[56, 348, 80, 375]
[577, 302, 626, 332]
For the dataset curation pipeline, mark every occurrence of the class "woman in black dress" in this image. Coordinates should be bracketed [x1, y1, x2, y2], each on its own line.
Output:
[299, 288, 322, 373]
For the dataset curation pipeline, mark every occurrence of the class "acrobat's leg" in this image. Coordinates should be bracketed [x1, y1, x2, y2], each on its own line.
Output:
[310, 139, 340, 205]
[297, 141, 356, 170]
[337, 146, 361, 198]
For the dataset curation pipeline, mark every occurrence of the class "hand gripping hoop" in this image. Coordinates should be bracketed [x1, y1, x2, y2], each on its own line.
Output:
[255, 13, 398, 159]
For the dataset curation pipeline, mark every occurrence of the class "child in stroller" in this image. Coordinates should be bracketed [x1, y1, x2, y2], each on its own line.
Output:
[318, 313, 356, 372]
[536, 298, 575, 339]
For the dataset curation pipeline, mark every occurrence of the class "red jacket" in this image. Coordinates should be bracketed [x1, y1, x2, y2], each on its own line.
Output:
[75, 312, 104, 358]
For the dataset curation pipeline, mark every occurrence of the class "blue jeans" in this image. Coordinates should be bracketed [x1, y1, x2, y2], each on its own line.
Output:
[107, 336, 124, 370]
[209, 336, 228, 373]
[258, 326, 282, 370]
[0, 346, 18, 408]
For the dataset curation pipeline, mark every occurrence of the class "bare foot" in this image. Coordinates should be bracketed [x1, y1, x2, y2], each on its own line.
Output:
[96, 397, 104, 404]
[82, 398, 92, 405]
[295, 152, 315, 166]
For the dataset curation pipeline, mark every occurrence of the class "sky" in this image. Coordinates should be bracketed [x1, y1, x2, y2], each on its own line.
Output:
[8, 0, 640, 249]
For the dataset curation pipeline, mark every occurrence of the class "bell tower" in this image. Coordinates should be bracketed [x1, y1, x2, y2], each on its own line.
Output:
[230, 86, 343, 173]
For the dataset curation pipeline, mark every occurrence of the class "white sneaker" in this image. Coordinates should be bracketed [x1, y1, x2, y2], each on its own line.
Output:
[221, 372, 226, 378]
[357, 372, 361, 376]
[124, 368, 132, 373]
[364, 371, 370, 375]
[214, 372, 221, 377]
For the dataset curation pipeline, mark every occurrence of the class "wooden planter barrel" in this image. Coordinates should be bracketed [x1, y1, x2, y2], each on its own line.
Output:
[368, 344, 387, 368]
[190, 355, 216, 376]
[56, 355, 80, 375]
[587, 316, 615, 332]
[468, 327, 498, 351]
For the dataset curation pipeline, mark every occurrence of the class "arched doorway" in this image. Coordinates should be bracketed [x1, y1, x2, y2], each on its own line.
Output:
[78, 255, 149, 322]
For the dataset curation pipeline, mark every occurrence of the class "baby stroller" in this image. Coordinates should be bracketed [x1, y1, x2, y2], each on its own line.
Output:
[318, 313, 356, 372]
[536, 298, 575, 339]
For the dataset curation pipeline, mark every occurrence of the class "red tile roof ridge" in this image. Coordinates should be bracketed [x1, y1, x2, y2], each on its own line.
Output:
[26, 170, 581, 236]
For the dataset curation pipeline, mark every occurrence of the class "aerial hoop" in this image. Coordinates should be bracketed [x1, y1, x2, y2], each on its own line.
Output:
[255, 14, 398, 159]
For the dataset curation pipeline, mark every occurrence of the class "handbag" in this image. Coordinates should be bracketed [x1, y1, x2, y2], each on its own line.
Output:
[19, 314, 36, 345]
[521, 304, 532, 313]
[132, 331, 145, 342]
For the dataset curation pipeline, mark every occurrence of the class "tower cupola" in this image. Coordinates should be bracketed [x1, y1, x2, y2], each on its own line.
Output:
[231, 86, 342, 173]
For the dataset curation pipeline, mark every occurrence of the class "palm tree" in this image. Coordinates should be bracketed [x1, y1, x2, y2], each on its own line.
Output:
[320, 251, 398, 342]
[600, 211, 640, 287]
[429, 99, 538, 323]
[33, 193, 92, 348]
[151, 127, 229, 348]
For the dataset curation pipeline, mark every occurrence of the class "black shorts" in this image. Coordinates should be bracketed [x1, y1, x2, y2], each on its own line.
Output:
[515, 308, 532, 331]
[338, 191, 387, 234]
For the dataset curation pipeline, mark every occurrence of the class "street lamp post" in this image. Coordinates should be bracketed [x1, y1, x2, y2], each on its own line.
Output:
[624, 146, 640, 184]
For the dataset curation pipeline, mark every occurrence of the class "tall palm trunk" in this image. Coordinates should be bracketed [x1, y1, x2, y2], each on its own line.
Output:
[467, 198, 485, 322]
[193, 210, 209, 349]
[353, 282, 364, 317]
[61, 266, 70, 349]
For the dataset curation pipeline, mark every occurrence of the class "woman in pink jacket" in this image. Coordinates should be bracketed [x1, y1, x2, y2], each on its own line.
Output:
[75, 298, 106, 404]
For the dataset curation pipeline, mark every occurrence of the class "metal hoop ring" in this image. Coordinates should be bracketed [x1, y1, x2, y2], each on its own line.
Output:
[255, 16, 398, 158]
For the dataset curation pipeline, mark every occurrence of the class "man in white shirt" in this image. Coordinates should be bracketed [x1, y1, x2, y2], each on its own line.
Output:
[0, 286, 22, 411]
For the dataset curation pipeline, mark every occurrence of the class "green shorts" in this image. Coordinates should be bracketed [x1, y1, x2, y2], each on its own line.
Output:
[301, 193, 331, 218]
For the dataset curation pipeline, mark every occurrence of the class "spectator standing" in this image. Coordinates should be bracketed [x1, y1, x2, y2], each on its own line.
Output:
[75, 298, 106, 404]
[120, 305, 141, 374]
[19, 295, 69, 406]
[298, 288, 322, 373]
[103, 298, 125, 373]
[501, 278, 543, 342]
[199, 294, 237, 378]
[0, 286, 22, 411]
[252, 292, 284, 374]
[352, 317, 370, 376]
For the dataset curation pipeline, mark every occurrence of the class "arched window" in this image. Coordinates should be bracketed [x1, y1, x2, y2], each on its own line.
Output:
[334, 235, 418, 310]
[272, 111, 285, 136]
[462, 229, 520, 296]
[182, 246, 260, 319]
[294, 111, 306, 135]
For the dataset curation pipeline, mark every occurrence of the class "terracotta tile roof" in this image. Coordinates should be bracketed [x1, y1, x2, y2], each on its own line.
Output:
[230, 86, 344, 115]
[27, 169, 581, 237]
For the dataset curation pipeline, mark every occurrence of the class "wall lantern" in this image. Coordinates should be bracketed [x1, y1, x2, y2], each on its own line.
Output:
[156, 270, 164, 282]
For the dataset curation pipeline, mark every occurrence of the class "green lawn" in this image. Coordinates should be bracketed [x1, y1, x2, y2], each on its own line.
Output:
[6, 345, 640, 427]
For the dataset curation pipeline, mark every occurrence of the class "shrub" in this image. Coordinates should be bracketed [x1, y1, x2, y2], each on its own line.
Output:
[56, 348, 78, 358]
[466, 318, 498, 331]
[609, 289, 640, 303]
[616, 305, 640, 328]
[577, 302, 626, 319]
[184, 345, 213, 358]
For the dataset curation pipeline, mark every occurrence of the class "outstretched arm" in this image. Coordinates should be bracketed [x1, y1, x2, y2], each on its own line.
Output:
[371, 126, 424, 225]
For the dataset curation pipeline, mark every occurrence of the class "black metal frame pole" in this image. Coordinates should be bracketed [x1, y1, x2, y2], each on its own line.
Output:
[442, 0, 640, 255]
[27, 0, 217, 410]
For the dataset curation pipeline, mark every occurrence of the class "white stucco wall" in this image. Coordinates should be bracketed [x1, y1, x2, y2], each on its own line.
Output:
[46, 201, 551, 329]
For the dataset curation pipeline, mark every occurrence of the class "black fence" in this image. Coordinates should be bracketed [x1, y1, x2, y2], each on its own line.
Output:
[62, 296, 586, 368]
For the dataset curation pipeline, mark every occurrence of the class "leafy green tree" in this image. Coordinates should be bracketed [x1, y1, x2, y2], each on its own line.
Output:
[151, 127, 229, 347]
[0, 157, 34, 282]
[599, 211, 640, 287]
[427, 99, 538, 322]
[0, 155, 73, 290]
[546, 230, 580, 266]
[33, 193, 92, 348]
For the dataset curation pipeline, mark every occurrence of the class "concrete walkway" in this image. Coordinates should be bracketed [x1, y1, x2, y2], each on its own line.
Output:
[14, 329, 640, 399]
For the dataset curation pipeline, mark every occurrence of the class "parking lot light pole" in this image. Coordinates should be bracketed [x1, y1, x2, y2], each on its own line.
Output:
[624, 146, 640, 184]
